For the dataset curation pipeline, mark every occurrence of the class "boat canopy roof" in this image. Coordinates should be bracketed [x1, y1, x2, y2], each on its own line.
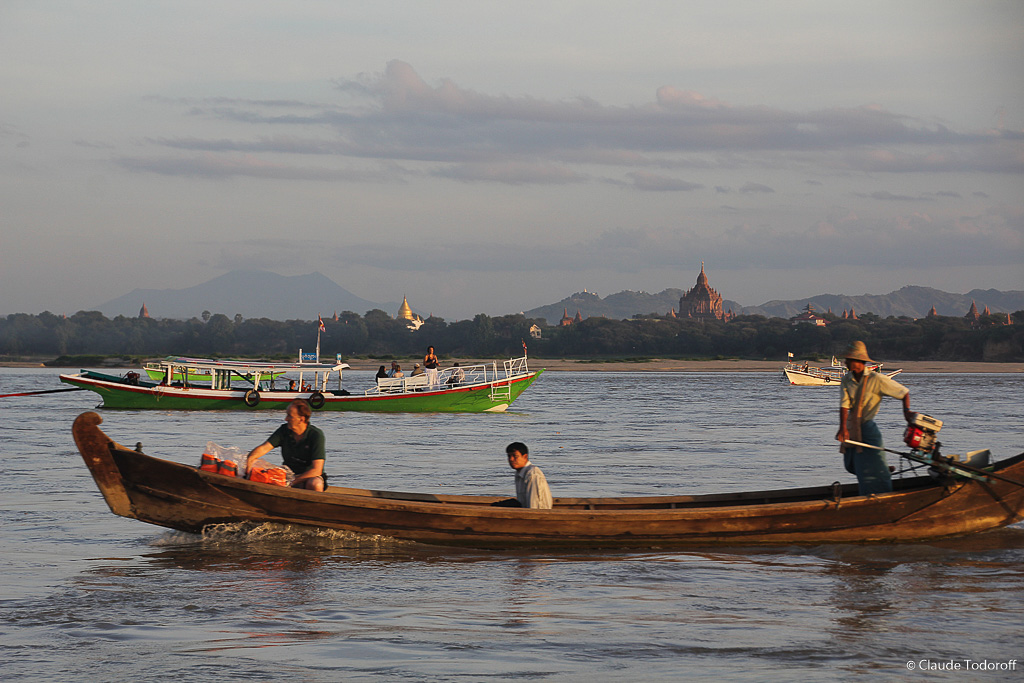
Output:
[153, 356, 349, 373]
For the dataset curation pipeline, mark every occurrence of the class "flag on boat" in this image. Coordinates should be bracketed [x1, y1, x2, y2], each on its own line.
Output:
[317, 315, 325, 332]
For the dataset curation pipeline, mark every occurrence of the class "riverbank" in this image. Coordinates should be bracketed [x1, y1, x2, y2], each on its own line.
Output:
[462, 359, 1024, 373]
[4, 357, 1022, 373]
[523, 359, 1024, 373]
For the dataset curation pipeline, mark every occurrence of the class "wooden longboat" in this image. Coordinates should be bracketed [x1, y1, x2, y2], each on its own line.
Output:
[72, 412, 1024, 549]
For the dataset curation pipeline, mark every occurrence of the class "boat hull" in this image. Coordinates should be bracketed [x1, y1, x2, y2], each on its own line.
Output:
[61, 369, 542, 412]
[783, 367, 902, 386]
[72, 412, 1024, 549]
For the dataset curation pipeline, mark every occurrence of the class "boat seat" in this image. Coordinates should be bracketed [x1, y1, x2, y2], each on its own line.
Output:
[377, 375, 431, 393]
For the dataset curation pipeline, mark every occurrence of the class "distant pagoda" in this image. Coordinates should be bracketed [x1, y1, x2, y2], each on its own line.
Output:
[397, 295, 424, 330]
[966, 301, 980, 324]
[679, 262, 732, 321]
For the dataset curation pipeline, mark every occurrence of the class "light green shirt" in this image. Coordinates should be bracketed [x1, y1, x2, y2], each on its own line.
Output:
[840, 370, 908, 423]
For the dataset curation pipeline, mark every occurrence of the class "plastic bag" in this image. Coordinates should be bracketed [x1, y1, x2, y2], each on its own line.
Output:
[247, 457, 294, 486]
[205, 441, 245, 462]
[200, 441, 246, 476]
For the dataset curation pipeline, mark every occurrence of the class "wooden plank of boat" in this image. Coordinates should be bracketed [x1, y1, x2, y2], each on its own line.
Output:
[71, 412, 1024, 548]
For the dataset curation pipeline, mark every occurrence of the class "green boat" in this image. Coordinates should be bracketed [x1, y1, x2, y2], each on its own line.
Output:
[60, 356, 542, 413]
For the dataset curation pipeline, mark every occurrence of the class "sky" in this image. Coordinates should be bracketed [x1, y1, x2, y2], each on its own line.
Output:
[2, 1, 1022, 321]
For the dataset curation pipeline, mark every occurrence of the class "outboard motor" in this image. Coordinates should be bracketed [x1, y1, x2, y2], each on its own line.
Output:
[903, 412, 942, 453]
[905, 413, 993, 481]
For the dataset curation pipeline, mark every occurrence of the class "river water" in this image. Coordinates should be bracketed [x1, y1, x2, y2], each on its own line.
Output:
[1, 367, 1022, 681]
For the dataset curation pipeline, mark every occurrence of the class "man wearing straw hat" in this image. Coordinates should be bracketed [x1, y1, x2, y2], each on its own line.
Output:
[835, 341, 912, 495]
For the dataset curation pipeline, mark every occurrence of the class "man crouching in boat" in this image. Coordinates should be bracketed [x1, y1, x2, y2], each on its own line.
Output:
[835, 341, 912, 495]
[498, 442, 552, 509]
[246, 399, 327, 491]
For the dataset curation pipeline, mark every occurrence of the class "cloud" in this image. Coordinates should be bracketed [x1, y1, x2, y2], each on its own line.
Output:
[122, 60, 1023, 188]
[856, 190, 928, 202]
[838, 145, 1024, 173]
[626, 171, 703, 192]
[433, 162, 586, 184]
[116, 155, 392, 181]
[202, 205, 1022, 278]
[1, 123, 30, 148]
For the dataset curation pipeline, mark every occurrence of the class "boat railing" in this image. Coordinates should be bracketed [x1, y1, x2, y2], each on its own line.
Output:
[503, 356, 529, 378]
[438, 362, 488, 387]
[364, 357, 530, 396]
[366, 362, 484, 395]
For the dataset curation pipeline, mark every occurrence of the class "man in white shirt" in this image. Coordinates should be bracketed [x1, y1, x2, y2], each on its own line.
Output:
[505, 442, 552, 509]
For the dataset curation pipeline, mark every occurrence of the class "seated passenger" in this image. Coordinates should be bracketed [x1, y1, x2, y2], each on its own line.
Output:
[375, 366, 388, 384]
[493, 442, 552, 509]
[447, 362, 465, 386]
[245, 399, 327, 491]
[410, 363, 425, 377]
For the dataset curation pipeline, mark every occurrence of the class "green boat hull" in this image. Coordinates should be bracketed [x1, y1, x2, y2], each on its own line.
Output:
[61, 369, 543, 413]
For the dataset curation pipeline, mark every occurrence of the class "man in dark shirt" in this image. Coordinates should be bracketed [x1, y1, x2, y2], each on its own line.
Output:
[245, 399, 327, 491]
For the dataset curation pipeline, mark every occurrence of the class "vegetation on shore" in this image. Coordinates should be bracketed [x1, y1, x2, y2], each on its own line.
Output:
[2, 308, 1021, 364]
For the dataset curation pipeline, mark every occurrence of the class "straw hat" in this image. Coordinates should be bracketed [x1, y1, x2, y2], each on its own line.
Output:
[843, 341, 873, 363]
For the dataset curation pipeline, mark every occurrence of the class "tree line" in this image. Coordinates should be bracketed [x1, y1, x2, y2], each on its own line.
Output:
[1, 308, 1021, 363]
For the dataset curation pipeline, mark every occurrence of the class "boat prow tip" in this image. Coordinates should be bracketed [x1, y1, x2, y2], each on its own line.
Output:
[74, 411, 104, 428]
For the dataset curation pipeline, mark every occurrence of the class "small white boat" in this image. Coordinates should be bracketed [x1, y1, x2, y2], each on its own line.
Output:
[782, 354, 902, 386]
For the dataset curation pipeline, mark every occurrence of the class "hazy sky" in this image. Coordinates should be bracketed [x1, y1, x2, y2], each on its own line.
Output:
[2, 1, 1022, 320]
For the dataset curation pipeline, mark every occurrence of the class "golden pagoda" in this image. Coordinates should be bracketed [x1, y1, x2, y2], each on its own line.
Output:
[397, 296, 415, 321]
[397, 296, 424, 330]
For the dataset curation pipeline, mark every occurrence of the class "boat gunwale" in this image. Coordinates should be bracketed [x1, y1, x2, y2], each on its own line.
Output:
[72, 412, 1024, 547]
[95, 416, 1024, 516]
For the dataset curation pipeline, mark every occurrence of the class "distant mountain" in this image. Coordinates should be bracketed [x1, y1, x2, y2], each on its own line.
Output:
[525, 285, 1024, 324]
[743, 286, 1024, 319]
[525, 289, 743, 325]
[96, 271, 395, 320]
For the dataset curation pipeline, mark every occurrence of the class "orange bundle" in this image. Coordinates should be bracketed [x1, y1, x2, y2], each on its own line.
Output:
[250, 467, 288, 486]
[200, 453, 220, 472]
[217, 459, 238, 477]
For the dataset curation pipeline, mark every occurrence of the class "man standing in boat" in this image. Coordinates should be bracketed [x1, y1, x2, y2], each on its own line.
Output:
[246, 399, 327, 491]
[505, 442, 552, 509]
[835, 341, 912, 495]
